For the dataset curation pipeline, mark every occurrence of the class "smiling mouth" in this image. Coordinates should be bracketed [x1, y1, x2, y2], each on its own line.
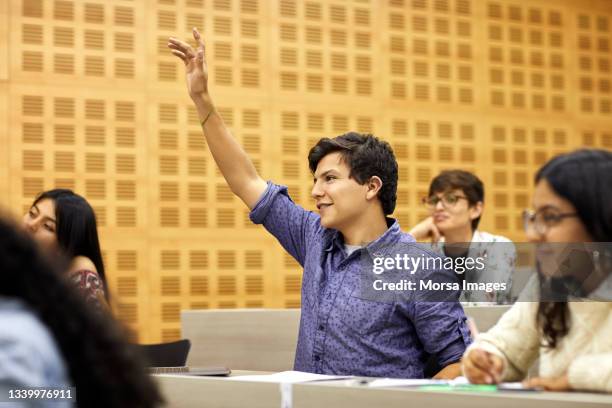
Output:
[317, 203, 333, 210]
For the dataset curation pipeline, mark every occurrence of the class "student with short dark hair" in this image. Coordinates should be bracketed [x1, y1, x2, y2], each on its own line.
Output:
[462, 149, 612, 392]
[308, 133, 398, 216]
[23, 189, 108, 310]
[0, 217, 163, 407]
[168, 29, 471, 379]
[410, 170, 516, 304]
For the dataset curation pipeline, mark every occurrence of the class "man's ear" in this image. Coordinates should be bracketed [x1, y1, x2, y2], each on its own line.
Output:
[366, 176, 383, 201]
[469, 201, 483, 220]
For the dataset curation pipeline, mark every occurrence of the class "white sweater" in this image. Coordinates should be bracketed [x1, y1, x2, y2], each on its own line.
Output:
[469, 300, 612, 392]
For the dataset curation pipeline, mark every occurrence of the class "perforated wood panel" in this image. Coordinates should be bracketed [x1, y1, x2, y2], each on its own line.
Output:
[0, 0, 7, 208]
[1, 0, 611, 343]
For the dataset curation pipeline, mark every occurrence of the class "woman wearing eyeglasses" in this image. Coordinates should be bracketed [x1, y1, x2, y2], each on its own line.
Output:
[409, 170, 516, 304]
[462, 149, 612, 392]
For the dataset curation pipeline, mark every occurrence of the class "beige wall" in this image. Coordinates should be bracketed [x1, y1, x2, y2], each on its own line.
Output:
[1, 0, 611, 342]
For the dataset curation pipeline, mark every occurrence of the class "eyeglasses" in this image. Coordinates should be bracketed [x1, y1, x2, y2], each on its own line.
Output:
[522, 208, 578, 236]
[422, 193, 469, 209]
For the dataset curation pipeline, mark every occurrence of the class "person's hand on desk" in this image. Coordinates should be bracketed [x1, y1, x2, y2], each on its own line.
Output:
[523, 374, 570, 391]
[462, 348, 504, 384]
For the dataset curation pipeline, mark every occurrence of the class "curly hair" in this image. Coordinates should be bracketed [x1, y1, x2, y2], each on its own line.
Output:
[0, 217, 163, 408]
[308, 132, 398, 215]
[534, 149, 612, 348]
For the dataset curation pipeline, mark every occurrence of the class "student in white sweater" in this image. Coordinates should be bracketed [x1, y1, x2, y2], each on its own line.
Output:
[462, 149, 612, 392]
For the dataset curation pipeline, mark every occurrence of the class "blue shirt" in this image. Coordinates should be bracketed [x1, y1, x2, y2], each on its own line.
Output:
[0, 298, 72, 408]
[250, 182, 471, 378]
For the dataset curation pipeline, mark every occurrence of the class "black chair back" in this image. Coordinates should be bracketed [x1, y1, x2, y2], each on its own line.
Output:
[135, 339, 191, 367]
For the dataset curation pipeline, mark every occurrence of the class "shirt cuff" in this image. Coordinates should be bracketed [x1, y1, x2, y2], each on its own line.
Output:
[248, 181, 288, 224]
[437, 318, 472, 367]
[438, 337, 467, 367]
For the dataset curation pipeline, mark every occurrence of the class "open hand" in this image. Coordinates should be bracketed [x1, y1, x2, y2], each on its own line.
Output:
[168, 28, 209, 99]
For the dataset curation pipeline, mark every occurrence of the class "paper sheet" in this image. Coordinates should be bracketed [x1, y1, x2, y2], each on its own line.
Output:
[227, 371, 352, 384]
[366, 378, 449, 388]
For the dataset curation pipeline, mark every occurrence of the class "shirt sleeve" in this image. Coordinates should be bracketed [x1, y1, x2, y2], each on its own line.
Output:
[410, 301, 472, 367]
[69, 269, 107, 311]
[0, 306, 69, 390]
[485, 239, 517, 304]
[568, 352, 612, 393]
[249, 181, 321, 266]
[470, 301, 541, 381]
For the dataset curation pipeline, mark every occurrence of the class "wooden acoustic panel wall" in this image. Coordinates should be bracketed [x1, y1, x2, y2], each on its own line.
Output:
[1, 0, 8, 203]
[1, 0, 611, 343]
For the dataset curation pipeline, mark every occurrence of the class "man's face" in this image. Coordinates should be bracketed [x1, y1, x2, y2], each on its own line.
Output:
[311, 152, 370, 230]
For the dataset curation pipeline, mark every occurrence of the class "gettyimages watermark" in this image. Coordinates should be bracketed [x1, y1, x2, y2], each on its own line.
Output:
[353, 242, 612, 304]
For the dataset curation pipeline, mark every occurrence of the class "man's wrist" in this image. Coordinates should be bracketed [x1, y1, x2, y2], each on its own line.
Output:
[191, 94, 215, 120]
[191, 93, 214, 112]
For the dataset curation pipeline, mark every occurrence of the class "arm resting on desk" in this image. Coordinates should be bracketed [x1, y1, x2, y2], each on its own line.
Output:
[568, 353, 612, 393]
[473, 302, 540, 381]
[433, 362, 462, 380]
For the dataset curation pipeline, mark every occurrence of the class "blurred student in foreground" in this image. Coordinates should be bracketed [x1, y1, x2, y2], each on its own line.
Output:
[462, 149, 612, 392]
[409, 170, 516, 304]
[0, 217, 163, 407]
[23, 189, 108, 311]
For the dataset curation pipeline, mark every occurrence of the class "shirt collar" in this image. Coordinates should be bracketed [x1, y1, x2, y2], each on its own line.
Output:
[324, 218, 408, 257]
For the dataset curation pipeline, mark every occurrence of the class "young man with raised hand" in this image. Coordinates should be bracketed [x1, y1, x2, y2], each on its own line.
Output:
[168, 28, 470, 379]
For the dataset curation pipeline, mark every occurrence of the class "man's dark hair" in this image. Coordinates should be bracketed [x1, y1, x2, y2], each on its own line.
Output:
[308, 132, 398, 215]
[428, 170, 484, 230]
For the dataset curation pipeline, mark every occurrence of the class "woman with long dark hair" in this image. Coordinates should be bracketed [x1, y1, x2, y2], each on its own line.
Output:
[0, 217, 163, 407]
[462, 149, 612, 392]
[23, 189, 108, 309]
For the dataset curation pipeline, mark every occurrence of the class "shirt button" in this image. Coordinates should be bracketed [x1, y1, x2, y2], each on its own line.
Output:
[314, 355, 321, 361]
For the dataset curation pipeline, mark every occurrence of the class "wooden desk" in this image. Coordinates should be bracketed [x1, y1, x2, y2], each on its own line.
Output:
[155, 371, 612, 408]
[294, 380, 612, 408]
[154, 371, 277, 408]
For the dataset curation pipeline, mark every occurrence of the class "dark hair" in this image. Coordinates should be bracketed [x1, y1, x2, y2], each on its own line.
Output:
[534, 149, 612, 348]
[31, 189, 108, 299]
[308, 132, 398, 215]
[428, 170, 484, 231]
[0, 217, 163, 407]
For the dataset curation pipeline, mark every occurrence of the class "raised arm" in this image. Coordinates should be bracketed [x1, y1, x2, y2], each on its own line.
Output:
[168, 28, 267, 209]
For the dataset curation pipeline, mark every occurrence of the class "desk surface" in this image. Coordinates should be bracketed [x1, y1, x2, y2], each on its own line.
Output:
[154, 371, 612, 408]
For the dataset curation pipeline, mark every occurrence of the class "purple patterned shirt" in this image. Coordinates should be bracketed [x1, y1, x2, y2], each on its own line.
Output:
[250, 182, 471, 378]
